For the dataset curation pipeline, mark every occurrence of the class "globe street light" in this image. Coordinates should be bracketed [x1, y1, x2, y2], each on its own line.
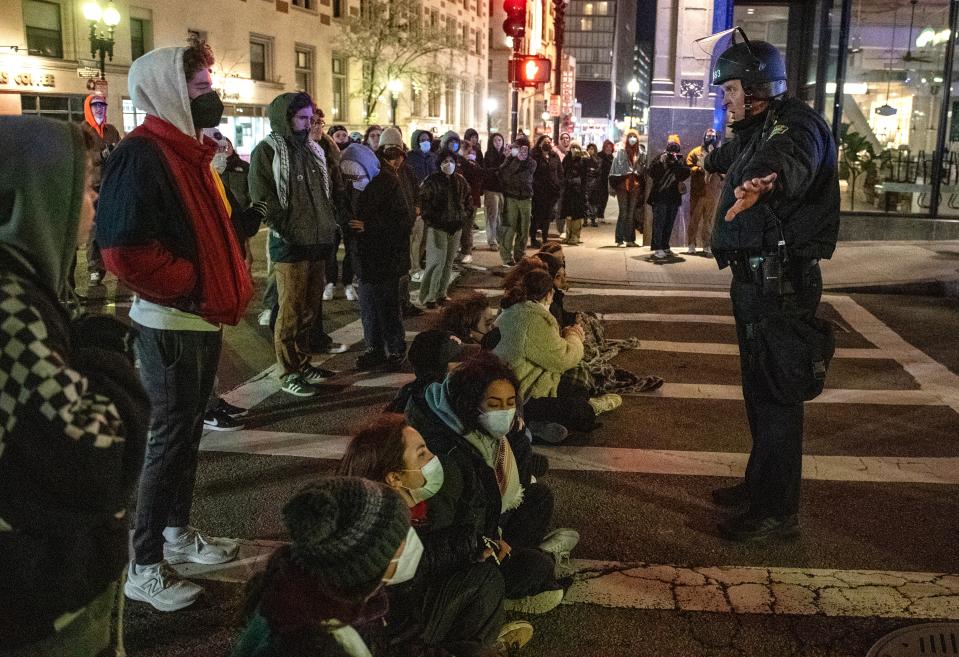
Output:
[626, 78, 640, 130]
[484, 97, 498, 135]
[387, 78, 402, 126]
[83, 1, 121, 79]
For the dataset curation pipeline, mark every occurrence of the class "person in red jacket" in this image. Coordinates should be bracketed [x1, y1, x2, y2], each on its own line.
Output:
[96, 38, 263, 612]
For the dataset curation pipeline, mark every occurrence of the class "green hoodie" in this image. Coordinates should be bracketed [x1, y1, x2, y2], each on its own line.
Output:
[250, 93, 336, 263]
[0, 117, 87, 295]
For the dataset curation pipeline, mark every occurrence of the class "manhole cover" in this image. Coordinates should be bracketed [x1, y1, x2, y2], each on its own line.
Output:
[867, 623, 959, 657]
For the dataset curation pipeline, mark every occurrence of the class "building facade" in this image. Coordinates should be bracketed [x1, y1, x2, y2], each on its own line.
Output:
[2, 0, 489, 154]
[564, 0, 636, 144]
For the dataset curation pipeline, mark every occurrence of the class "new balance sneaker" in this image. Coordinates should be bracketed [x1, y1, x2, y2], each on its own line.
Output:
[345, 284, 358, 301]
[89, 271, 104, 286]
[163, 527, 239, 565]
[496, 621, 534, 655]
[202, 408, 244, 432]
[281, 373, 320, 397]
[325, 343, 349, 354]
[257, 309, 271, 326]
[503, 588, 564, 615]
[124, 561, 202, 612]
[652, 250, 668, 259]
[214, 398, 248, 418]
[687, 246, 697, 255]
[587, 393, 622, 415]
[301, 364, 335, 384]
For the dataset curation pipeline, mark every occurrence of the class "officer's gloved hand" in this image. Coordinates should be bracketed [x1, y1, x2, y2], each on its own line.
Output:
[250, 200, 269, 221]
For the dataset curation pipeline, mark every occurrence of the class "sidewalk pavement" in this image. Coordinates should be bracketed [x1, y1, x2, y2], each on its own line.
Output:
[470, 208, 959, 293]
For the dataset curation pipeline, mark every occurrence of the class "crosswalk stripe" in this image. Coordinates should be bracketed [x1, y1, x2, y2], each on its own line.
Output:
[628, 383, 946, 406]
[624, 340, 890, 359]
[171, 541, 959, 621]
[199, 430, 959, 484]
[598, 312, 736, 325]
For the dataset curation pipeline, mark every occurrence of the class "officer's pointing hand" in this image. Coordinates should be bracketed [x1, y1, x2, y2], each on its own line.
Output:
[725, 173, 778, 222]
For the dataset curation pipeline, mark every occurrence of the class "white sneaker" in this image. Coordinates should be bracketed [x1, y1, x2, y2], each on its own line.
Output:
[345, 284, 357, 301]
[124, 561, 202, 612]
[588, 393, 623, 415]
[617, 242, 627, 248]
[461, 254, 473, 264]
[559, 232, 567, 240]
[322, 282, 335, 301]
[163, 527, 239, 565]
[539, 528, 580, 576]
[325, 343, 349, 355]
[653, 250, 668, 259]
[411, 270, 424, 283]
[687, 247, 697, 255]
[257, 309, 271, 326]
[496, 621, 534, 654]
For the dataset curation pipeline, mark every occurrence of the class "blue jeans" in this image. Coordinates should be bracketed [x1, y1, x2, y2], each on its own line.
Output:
[651, 203, 679, 250]
[358, 278, 406, 356]
[132, 325, 221, 565]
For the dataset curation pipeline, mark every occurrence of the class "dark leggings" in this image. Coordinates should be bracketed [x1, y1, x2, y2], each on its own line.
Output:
[523, 379, 596, 433]
[499, 483, 560, 598]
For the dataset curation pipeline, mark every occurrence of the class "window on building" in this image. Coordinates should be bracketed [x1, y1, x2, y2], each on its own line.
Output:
[475, 30, 483, 54]
[428, 76, 441, 117]
[584, 2, 593, 15]
[130, 17, 148, 60]
[445, 79, 455, 123]
[462, 24, 469, 51]
[295, 46, 314, 97]
[333, 0, 342, 17]
[332, 56, 348, 120]
[23, 0, 63, 59]
[292, 0, 314, 8]
[20, 93, 86, 121]
[122, 98, 147, 133]
[579, 17, 592, 31]
[249, 36, 272, 82]
[596, 1, 608, 14]
[188, 29, 207, 42]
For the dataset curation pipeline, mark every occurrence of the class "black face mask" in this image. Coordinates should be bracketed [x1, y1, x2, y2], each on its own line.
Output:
[190, 91, 224, 129]
[666, 143, 681, 154]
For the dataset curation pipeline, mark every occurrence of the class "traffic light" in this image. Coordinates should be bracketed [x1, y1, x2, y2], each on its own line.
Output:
[503, 0, 526, 40]
[509, 55, 552, 87]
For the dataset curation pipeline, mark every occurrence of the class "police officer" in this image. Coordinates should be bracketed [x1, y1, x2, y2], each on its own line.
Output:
[704, 39, 840, 541]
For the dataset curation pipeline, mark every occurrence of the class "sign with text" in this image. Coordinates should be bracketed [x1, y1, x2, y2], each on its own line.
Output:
[0, 70, 56, 89]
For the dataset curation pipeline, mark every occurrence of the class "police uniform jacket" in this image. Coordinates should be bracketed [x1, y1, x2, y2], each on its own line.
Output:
[704, 97, 840, 268]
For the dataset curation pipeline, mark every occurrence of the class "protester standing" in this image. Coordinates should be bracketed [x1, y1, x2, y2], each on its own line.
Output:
[530, 135, 562, 247]
[647, 134, 691, 260]
[593, 140, 615, 224]
[459, 140, 485, 264]
[418, 151, 472, 309]
[80, 93, 121, 287]
[608, 129, 647, 247]
[560, 142, 590, 246]
[483, 132, 507, 251]
[685, 128, 722, 256]
[497, 136, 536, 266]
[406, 129, 438, 283]
[97, 41, 260, 611]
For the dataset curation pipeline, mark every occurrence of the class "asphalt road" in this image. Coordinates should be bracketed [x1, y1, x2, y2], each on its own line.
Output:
[78, 221, 959, 657]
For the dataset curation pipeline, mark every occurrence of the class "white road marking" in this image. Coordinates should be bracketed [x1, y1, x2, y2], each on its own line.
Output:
[598, 312, 737, 325]
[628, 383, 945, 406]
[199, 429, 959, 484]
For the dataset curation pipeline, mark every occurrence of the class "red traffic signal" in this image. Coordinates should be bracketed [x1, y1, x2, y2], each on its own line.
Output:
[503, 0, 526, 39]
[509, 55, 552, 87]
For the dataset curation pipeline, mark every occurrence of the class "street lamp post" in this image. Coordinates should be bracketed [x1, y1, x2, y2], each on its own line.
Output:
[83, 1, 121, 79]
[541, 111, 551, 134]
[626, 78, 640, 131]
[484, 97, 497, 136]
[387, 78, 402, 127]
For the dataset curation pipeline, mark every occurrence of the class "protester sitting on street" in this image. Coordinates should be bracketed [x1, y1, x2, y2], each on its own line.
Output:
[497, 136, 536, 267]
[433, 289, 498, 347]
[251, 92, 341, 397]
[530, 135, 562, 247]
[96, 40, 259, 611]
[232, 477, 414, 657]
[0, 116, 150, 654]
[338, 414, 534, 656]
[418, 150, 473, 309]
[494, 269, 622, 432]
[386, 329, 466, 414]
[560, 142, 590, 246]
[352, 129, 417, 372]
[405, 352, 578, 614]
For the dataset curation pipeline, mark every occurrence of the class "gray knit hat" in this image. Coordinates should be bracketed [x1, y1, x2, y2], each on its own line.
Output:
[283, 477, 410, 592]
[379, 126, 404, 150]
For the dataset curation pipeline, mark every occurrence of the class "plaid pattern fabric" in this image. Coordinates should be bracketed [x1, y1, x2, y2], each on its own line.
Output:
[0, 275, 124, 457]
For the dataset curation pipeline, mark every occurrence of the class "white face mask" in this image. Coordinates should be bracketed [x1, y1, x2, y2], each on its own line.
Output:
[478, 408, 516, 438]
[467, 152, 477, 161]
[510, 147, 520, 157]
[212, 152, 227, 174]
[401, 455, 445, 503]
[627, 136, 638, 146]
[441, 161, 456, 175]
[384, 527, 423, 586]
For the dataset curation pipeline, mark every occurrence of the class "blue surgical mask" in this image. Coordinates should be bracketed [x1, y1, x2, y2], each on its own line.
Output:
[420, 140, 432, 153]
[451, 142, 460, 153]
[478, 408, 516, 437]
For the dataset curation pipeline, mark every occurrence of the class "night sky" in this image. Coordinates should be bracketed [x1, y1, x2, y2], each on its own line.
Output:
[636, 0, 656, 43]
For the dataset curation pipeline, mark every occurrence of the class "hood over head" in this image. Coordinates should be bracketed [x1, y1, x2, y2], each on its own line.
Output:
[340, 143, 381, 189]
[128, 46, 197, 137]
[410, 128, 433, 151]
[83, 94, 107, 138]
[268, 92, 314, 137]
[0, 117, 89, 294]
[439, 130, 461, 152]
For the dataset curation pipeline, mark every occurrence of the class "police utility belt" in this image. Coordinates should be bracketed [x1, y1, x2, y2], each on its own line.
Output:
[726, 244, 819, 298]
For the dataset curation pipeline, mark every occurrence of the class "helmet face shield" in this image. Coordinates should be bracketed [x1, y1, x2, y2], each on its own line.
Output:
[698, 27, 787, 90]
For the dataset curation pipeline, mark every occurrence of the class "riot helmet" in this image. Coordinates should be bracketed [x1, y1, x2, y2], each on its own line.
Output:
[712, 36, 787, 99]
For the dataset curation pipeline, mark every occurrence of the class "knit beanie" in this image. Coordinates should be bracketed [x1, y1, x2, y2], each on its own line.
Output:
[379, 126, 404, 150]
[667, 133, 681, 145]
[408, 330, 464, 379]
[341, 143, 381, 189]
[283, 477, 410, 593]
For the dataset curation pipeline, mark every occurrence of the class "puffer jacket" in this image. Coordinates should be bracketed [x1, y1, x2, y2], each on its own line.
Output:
[419, 171, 473, 234]
[499, 156, 536, 200]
